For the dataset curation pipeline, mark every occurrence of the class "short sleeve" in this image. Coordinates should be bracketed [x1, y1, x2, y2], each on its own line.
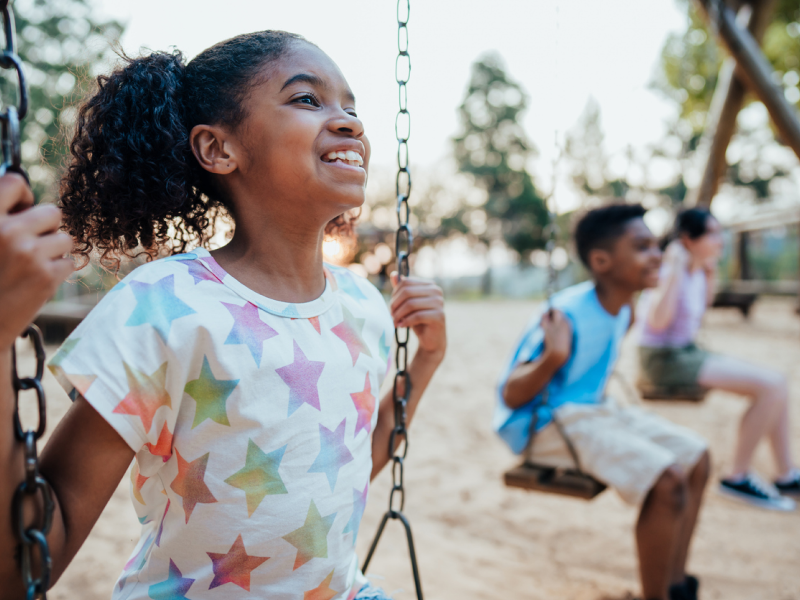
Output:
[48, 265, 194, 455]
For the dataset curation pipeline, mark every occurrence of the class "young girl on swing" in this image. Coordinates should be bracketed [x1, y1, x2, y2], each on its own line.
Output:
[637, 208, 799, 511]
[0, 31, 446, 599]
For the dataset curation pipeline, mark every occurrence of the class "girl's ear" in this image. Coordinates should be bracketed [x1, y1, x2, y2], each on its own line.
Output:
[189, 124, 238, 175]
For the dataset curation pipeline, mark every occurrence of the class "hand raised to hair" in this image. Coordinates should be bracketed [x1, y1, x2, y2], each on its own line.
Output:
[389, 272, 446, 362]
[664, 239, 690, 270]
[0, 174, 74, 347]
[541, 309, 572, 367]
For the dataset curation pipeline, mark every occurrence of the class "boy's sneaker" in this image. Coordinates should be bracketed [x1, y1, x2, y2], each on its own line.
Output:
[774, 470, 800, 498]
[719, 473, 796, 511]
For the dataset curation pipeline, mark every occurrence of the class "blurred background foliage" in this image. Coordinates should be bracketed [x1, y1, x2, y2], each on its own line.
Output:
[0, 0, 123, 203]
[6, 0, 800, 295]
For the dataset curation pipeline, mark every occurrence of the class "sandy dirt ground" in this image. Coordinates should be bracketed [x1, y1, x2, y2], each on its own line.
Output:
[14, 297, 800, 599]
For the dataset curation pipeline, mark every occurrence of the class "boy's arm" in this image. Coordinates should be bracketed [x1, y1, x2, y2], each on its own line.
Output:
[502, 310, 572, 410]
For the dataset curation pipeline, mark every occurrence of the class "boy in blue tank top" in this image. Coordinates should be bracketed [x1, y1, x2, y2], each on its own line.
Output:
[496, 204, 710, 600]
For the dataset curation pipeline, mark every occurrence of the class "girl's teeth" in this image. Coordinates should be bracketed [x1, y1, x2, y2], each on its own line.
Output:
[324, 150, 363, 167]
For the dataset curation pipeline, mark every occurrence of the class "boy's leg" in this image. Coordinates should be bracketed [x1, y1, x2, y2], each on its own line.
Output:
[636, 465, 689, 600]
[535, 403, 707, 600]
[671, 450, 710, 582]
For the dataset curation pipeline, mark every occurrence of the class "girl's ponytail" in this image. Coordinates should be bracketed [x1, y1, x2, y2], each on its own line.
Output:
[60, 50, 222, 270]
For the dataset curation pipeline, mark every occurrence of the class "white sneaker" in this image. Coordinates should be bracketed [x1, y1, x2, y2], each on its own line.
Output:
[719, 473, 796, 511]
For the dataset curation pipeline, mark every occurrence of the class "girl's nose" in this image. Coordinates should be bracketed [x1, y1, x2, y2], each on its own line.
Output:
[330, 110, 364, 138]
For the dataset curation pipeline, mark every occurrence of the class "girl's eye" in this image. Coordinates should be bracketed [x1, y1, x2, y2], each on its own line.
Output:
[294, 94, 320, 107]
[347, 111, 358, 118]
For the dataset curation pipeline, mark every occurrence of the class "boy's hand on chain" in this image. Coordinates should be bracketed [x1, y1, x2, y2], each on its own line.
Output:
[0, 173, 73, 347]
[541, 309, 572, 367]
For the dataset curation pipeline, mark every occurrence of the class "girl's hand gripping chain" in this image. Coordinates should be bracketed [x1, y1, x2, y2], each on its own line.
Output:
[389, 272, 446, 362]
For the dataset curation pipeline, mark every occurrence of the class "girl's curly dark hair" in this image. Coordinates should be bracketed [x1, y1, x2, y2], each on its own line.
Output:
[60, 30, 357, 271]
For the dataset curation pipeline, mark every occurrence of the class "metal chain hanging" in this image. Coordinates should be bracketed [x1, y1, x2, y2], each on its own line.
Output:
[362, 1, 423, 598]
[3, 1, 55, 597]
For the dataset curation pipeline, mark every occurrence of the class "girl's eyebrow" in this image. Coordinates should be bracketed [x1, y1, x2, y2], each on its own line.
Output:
[281, 72, 356, 104]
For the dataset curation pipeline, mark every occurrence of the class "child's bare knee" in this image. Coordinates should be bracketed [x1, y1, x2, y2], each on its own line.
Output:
[650, 465, 688, 513]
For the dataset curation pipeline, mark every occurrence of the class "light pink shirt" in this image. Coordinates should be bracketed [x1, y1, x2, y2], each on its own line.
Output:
[637, 265, 707, 348]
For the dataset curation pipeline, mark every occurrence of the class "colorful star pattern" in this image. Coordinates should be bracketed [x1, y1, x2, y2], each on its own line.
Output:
[48, 337, 80, 370]
[148, 559, 194, 600]
[342, 483, 368, 543]
[350, 374, 376, 436]
[282, 500, 337, 571]
[276, 341, 325, 416]
[309, 316, 321, 334]
[131, 462, 148, 504]
[49, 246, 397, 596]
[118, 532, 155, 591]
[184, 258, 220, 284]
[113, 362, 172, 436]
[69, 374, 97, 397]
[146, 422, 174, 462]
[331, 307, 372, 366]
[156, 499, 170, 547]
[125, 275, 196, 343]
[336, 270, 368, 300]
[304, 570, 338, 600]
[170, 450, 217, 523]
[308, 419, 354, 492]
[184, 356, 239, 429]
[379, 331, 391, 372]
[225, 439, 288, 516]
[200, 256, 228, 281]
[207, 533, 270, 591]
[222, 302, 278, 367]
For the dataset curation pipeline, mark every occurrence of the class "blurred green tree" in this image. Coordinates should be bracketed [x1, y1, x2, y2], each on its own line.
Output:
[452, 52, 548, 259]
[0, 0, 123, 202]
[652, 0, 800, 201]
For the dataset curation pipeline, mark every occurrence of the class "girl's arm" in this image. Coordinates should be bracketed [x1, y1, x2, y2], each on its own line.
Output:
[502, 309, 571, 410]
[703, 260, 717, 306]
[1, 394, 134, 596]
[645, 240, 689, 332]
[371, 275, 445, 480]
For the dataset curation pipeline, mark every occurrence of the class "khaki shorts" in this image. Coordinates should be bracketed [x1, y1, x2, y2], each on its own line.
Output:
[530, 400, 708, 505]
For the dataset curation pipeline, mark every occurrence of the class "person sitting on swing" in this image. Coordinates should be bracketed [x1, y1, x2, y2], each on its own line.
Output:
[637, 207, 799, 511]
[496, 204, 710, 600]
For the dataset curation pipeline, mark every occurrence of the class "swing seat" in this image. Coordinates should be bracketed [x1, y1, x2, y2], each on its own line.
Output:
[503, 462, 607, 500]
[637, 382, 707, 403]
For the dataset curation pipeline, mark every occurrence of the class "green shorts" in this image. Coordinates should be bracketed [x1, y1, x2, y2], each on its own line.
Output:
[638, 344, 711, 390]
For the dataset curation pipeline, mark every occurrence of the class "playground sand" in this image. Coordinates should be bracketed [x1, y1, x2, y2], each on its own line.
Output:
[19, 297, 800, 599]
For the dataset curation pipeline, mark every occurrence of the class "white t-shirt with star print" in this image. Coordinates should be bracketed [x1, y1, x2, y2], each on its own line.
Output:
[49, 248, 394, 600]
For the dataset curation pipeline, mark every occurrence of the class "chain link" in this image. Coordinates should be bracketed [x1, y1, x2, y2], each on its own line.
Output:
[362, 2, 423, 596]
[12, 326, 54, 600]
[2, 0, 52, 596]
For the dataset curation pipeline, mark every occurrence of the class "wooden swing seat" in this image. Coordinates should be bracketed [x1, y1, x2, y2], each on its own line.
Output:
[637, 382, 707, 403]
[503, 462, 607, 500]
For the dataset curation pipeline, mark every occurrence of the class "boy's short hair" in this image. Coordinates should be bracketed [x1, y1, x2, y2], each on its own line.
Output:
[574, 203, 647, 269]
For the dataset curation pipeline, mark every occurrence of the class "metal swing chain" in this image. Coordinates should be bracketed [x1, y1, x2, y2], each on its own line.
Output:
[2, 1, 54, 598]
[362, 1, 423, 598]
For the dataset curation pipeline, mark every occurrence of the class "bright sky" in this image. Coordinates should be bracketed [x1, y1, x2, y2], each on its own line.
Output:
[95, 0, 689, 202]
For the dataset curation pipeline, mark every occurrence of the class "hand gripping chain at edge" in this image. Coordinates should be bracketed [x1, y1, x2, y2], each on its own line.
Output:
[361, 1, 424, 598]
[3, 0, 54, 596]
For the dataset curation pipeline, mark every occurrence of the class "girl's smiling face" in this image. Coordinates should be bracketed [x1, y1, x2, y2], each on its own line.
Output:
[205, 41, 371, 228]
